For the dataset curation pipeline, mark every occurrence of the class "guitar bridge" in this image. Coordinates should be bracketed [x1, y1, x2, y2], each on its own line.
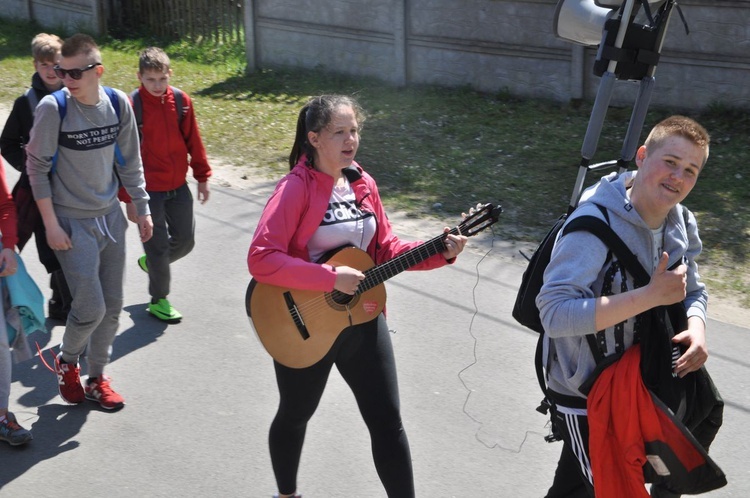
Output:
[284, 291, 310, 340]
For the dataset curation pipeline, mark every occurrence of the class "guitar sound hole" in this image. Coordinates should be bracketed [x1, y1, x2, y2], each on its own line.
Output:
[328, 290, 357, 309]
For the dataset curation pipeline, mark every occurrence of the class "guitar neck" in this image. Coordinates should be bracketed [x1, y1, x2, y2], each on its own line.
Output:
[359, 228, 457, 293]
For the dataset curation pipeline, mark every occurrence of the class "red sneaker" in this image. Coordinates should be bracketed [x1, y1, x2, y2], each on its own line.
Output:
[54, 353, 85, 404]
[85, 376, 125, 410]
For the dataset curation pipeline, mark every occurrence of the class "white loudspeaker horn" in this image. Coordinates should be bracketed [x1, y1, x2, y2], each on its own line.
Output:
[553, 0, 617, 46]
[554, 0, 670, 46]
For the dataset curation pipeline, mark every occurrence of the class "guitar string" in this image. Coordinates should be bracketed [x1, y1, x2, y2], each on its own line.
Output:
[290, 242, 446, 321]
[291, 215, 492, 319]
[291, 234, 453, 319]
[456, 224, 547, 454]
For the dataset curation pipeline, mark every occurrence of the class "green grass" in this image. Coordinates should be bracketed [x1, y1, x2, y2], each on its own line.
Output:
[2, 18, 749, 306]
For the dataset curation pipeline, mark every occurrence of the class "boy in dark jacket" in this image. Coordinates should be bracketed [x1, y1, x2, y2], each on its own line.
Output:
[0, 33, 70, 320]
[126, 47, 212, 322]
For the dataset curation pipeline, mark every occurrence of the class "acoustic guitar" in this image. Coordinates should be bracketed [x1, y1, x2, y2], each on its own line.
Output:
[246, 203, 502, 368]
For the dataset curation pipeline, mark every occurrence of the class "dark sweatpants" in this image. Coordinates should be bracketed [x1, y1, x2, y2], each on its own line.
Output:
[269, 314, 414, 497]
[545, 408, 681, 498]
[546, 409, 595, 498]
[142, 183, 195, 300]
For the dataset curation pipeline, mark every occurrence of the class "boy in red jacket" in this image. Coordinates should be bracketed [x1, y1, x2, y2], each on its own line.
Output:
[127, 47, 212, 322]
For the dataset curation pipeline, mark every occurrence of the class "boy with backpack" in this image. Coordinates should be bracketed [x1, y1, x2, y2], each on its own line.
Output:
[126, 46, 212, 322]
[0, 33, 71, 321]
[26, 33, 153, 410]
[536, 116, 711, 497]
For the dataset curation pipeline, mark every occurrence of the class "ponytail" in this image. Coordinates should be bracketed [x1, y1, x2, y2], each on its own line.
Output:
[288, 105, 310, 170]
[288, 95, 366, 171]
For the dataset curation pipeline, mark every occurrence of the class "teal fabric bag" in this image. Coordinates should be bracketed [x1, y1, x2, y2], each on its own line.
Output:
[2, 247, 46, 351]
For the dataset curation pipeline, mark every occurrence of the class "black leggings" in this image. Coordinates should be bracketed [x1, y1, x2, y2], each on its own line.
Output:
[269, 314, 414, 497]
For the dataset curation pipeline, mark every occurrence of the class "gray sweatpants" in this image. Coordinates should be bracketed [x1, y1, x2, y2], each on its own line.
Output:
[55, 208, 127, 378]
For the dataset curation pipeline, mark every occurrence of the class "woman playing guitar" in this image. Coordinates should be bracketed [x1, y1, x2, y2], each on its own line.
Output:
[247, 94, 467, 497]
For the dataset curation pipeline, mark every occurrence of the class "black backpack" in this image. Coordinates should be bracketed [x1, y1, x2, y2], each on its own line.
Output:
[512, 204, 648, 335]
[513, 201, 700, 426]
[512, 204, 654, 429]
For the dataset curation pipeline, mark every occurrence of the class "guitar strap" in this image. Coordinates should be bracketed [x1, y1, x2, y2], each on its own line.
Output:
[342, 165, 362, 183]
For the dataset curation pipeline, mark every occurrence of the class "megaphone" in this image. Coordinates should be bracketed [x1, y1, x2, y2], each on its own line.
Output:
[553, 0, 617, 46]
[553, 0, 669, 46]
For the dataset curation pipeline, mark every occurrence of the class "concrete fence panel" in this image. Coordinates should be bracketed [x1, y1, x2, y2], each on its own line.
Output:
[244, 0, 750, 111]
[3, 0, 748, 110]
[0, 0, 103, 34]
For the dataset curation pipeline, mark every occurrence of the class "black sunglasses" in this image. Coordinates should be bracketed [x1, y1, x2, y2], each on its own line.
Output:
[53, 63, 101, 80]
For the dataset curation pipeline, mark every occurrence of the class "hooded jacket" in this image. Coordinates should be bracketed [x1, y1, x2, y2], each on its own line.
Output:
[248, 158, 451, 292]
[133, 85, 211, 191]
[537, 170, 707, 401]
[0, 72, 54, 172]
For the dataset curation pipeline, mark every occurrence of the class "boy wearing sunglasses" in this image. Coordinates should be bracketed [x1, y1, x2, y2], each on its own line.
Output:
[0, 33, 72, 322]
[25, 34, 153, 411]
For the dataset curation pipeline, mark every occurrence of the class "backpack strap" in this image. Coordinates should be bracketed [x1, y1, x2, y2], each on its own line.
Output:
[103, 86, 121, 120]
[24, 87, 40, 117]
[51, 90, 67, 170]
[564, 215, 650, 286]
[103, 87, 125, 168]
[342, 165, 363, 183]
[533, 206, 627, 429]
[172, 86, 186, 125]
[51, 87, 124, 171]
[563, 209, 655, 395]
[52, 87, 122, 124]
[52, 89, 67, 120]
[129, 86, 186, 140]
[130, 89, 143, 134]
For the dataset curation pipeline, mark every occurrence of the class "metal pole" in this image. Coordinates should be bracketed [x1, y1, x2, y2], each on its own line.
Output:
[243, 0, 256, 74]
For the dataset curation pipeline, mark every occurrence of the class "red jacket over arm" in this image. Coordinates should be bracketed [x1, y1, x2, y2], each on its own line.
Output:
[0, 158, 19, 249]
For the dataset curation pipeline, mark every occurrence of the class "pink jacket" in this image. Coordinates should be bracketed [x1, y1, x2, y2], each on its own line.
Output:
[248, 158, 450, 292]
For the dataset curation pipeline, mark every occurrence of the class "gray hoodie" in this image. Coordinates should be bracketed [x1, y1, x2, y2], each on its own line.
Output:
[25, 86, 150, 219]
[536, 170, 707, 402]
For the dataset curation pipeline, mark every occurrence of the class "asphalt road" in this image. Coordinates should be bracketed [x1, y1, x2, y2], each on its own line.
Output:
[1, 107, 748, 497]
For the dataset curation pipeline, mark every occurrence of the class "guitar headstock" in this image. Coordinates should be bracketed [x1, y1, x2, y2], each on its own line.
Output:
[457, 203, 502, 237]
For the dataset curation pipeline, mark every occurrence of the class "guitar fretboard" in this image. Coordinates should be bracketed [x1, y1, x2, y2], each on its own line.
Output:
[358, 226, 462, 293]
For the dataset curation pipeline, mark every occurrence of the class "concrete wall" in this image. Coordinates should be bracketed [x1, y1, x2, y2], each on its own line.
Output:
[4, 0, 748, 110]
[244, 0, 750, 111]
[0, 0, 104, 34]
